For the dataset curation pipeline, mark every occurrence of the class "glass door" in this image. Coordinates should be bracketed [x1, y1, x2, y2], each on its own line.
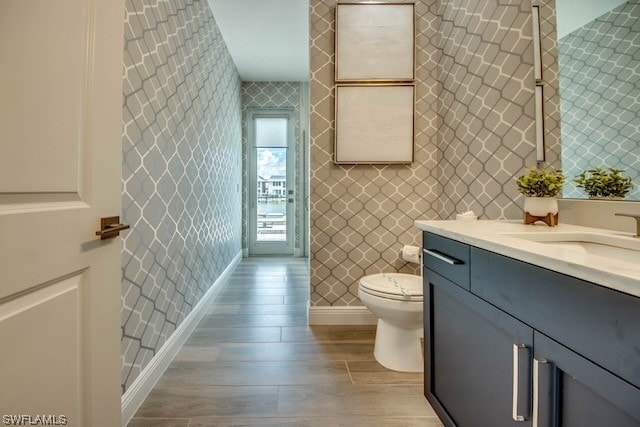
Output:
[248, 110, 294, 255]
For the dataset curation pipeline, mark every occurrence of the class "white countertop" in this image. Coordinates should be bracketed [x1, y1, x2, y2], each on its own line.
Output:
[414, 220, 640, 298]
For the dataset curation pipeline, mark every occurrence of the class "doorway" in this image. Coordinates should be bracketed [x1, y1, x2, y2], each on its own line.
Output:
[248, 109, 295, 255]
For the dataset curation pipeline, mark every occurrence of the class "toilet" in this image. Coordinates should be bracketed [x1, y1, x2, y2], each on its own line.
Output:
[358, 273, 423, 372]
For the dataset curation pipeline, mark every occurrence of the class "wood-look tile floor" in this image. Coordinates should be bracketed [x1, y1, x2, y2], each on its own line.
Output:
[130, 258, 443, 427]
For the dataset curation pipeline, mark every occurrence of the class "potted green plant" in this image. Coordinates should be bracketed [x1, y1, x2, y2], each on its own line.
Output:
[573, 167, 634, 199]
[516, 168, 566, 225]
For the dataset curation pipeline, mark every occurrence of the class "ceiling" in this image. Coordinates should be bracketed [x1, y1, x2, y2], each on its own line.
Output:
[556, 0, 628, 39]
[207, 0, 310, 82]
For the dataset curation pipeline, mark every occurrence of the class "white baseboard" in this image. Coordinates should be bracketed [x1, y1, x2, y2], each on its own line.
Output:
[121, 251, 242, 426]
[308, 306, 377, 325]
[243, 248, 305, 257]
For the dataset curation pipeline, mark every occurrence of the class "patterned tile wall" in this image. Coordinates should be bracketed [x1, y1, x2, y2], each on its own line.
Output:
[436, 0, 538, 220]
[558, 0, 640, 199]
[309, 0, 440, 306]
[121, 0, 242, 393]
[310, 0, 552, 306]
[241, 82, 304, 253]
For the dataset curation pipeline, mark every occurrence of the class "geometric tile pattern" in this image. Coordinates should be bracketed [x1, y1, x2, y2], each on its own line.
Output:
[436, 0, 538, 220]
[241, 82, 304, 252]
[558, 0, 640, 199]
[310, 0, 440, 306]
[121, 0, 242, 393]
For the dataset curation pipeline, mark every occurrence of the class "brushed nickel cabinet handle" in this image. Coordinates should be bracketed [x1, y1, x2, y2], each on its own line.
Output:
[533, 358, 552, 427]
[423, 248, 463, 265]
[513, 343, 531, 422]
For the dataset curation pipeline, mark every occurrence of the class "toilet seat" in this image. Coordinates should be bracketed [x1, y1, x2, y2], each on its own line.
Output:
[359, 273, 423, 302]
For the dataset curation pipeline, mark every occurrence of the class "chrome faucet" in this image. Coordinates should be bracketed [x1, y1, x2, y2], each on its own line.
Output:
[615, 213, 640, 237]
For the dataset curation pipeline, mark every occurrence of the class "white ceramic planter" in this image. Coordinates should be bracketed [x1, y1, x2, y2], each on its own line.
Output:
[524, 196, 558, 217]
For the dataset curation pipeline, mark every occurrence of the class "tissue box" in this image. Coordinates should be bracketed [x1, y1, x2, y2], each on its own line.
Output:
[456, 213, 477, 221]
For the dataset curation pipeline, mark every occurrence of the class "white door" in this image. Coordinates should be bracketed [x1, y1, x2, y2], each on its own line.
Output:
[0, 1, 125, 426]
[248, 109, 295, 255]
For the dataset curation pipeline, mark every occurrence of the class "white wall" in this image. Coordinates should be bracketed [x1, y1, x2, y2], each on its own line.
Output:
[560, 199, 640, 233]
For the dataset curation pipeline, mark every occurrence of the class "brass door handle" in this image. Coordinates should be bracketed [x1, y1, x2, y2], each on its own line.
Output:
[96, 216, 130, 240]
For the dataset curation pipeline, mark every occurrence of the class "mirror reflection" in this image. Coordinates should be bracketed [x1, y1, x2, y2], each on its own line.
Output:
[556, 0, 640, 200]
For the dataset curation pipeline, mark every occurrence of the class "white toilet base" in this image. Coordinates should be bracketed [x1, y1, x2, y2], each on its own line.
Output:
[373, 318, 424, 372]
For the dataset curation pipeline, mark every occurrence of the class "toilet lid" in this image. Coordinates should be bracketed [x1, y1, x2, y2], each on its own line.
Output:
[359, 273, 423, 301]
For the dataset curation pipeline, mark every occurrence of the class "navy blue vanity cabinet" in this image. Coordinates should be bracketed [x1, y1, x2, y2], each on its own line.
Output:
[424, 268, 533, 427]
[422, 231, 640, 427]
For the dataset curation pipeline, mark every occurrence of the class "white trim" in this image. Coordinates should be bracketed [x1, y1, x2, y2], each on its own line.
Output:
[308, 306, 377, 325]
[247, 108, 296, 256]
[300, 82, 310, 258]
[121, 251, 242, 426]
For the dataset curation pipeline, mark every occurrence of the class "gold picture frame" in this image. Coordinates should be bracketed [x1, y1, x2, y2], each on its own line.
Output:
[334, 83, 415, 165]
[335, 3, 416, 82]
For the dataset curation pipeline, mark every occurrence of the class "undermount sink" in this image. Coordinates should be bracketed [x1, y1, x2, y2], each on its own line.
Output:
[501, 232, 640, 264]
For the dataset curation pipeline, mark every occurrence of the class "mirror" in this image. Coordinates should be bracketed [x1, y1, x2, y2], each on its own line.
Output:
[554, 0, 640, 200]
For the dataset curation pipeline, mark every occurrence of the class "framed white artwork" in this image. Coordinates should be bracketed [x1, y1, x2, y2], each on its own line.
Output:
[335, 3, 415, 82]
[334, 84, 415, 164]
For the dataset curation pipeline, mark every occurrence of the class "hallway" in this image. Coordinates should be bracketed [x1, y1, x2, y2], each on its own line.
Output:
[129, 258, 440, 426]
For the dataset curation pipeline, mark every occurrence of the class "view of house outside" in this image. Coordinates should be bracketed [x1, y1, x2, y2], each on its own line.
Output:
[256, 147, 287, 241]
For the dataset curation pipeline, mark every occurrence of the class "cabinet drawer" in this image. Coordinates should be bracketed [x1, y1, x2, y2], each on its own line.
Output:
[471, 247, 640, 388]
[422, 233, 470, 290]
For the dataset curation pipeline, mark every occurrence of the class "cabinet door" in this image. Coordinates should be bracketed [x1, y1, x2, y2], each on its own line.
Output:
[533, 332, 640, 427]
[424, 269, 534, 427]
